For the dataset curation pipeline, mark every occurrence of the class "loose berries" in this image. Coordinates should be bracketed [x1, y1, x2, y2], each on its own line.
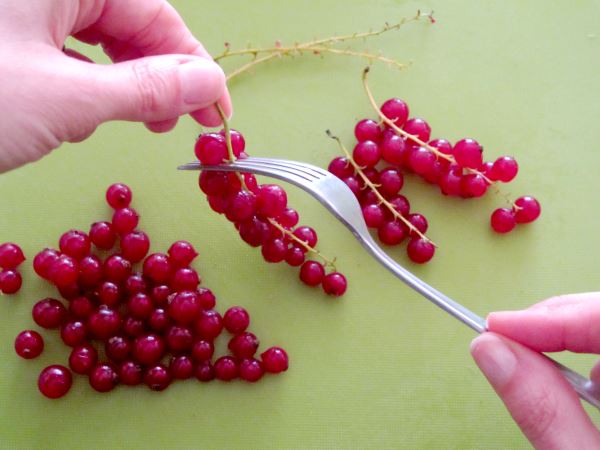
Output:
[322, 272, 348, 296]
[106, 183, 132, 209]
[491, 156, 519, 182]
[299, 261, 325, 286]
[33, 248, 60, 279]
[513, 196, 541, 224]
[48, 255, 79, 288]
[38, 365, 72, 399]
[0, 242, 25, 269]
[214, 356, 238, 381]
[261, 347, 289, 373]
[89, 222, 117, 250]
[59, 230, 91, 260]
[228, 332, 259, 358]
[120, 231, 150, 263]
[33, 298, 67, 329]
[239, 359, 264, 382]
[490, 208, 516, 233]
[15, 330, 44, 359]
[69, 344, 98, 374]
[112, 207, 139, 235]
[143, 364, 171, 391]
[133, 334, 165, 366]
[143, 253, 172, 284]
[407, 238, 435, 264]
[223, 306, 250, 334]
[89, 363, 119, 392]
[453, 138, 483, 169]
[167, 241, 198, 268]
[0, 270, 22, 294]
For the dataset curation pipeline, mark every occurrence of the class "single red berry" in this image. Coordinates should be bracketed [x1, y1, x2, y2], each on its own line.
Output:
[105, 335, 132, 362]
[48, 255, 79, 288]
[407, 213, 428, 237]
[429, 138, 453, 155]
[381, 98, 409, 127]
[491, 208, 516, 233]
[127, 292, 154, 319]
[106, 183, 132, 209]
[96, 281, 121, 307]
[388, 195, 410, 217]
[453, 138, 483, 169]
[112, 208, 139, 235]
[170, 267, 200, 292]
[79, 255, 103, 289]
[33, 248, 60, 279]
[103, 254, 132, 284]
[228, 332, 259, 358]
[239, 216, 270, 247]
[0, 243, 25, 269]
[276, 208, 299, 228]
[194, 309, 223, 340]
[191, 339, 214, 362]
[0, 270, 22, 294]
[328, 157, 354, 178]
[89, 363, 119, 392]
[57, 282, 81, 300]
[225, 190, 257, 222]
[120, 231, 150, 263]
[403, 118, 431, 144]
[69, 344, 98, 374]
[59, 230, 91, 260]
[342, 176, 361, 196]
[407, 238, 435, 263]
[423, 160, 446, 185]
[239, 358, 264, 382]
[123, 272, 146, 296]
[195, 132, 228, 165]
[133, 334, 165, 365]
[378, 221, 406, 245]
[195, 361, 215, 382]
[261, 347, 289, 373]
[89, 221, 117, 250]
[256, 184, 288, 218]
[513, 196, 541, 223]
[88, 307, 122, 340]
[460, 174, 488, 198]
[355, 119, 382, 142]
[299, 261, 325, 286]
[261, 238, 287, 263]
[223, 306, 250, 334]
[360, 190, 383, 206]
[168, 290, 201, 324]
[214, 356, 238, 381]
[60, 320, 87, 347]
[165, 325, 194, 353]
[362, 204, 385, 228]
[144, 364, 171, 391]
[491, 156, 518, 182]
[479, 161, 495, 179]
[15, 330, 44, 359]
[147, 308, 170, 332]
[119, 361, 143, 385]
[143, 253, 172, 284]
[38, 365, 72, 399]
[69, 296, 94, 319]
[32, 298, 67, 329]
[439, 166, 463, 196]
[197, 288, 216, 310]
[379, 168, 404, 197]
[322, 272, 347, 296]
[292, 226, 317, 248]
[169, 355, 194, 380]
[122, 316, 145, 338]
[361, 167, 380, 185]
[219, 128, 245, 156]
[380, 132, 408, 166]
[353, 140, 381, 167]
[167, 240, 198, 268]
[199, 170, 229, 196]
[408, 147, 436, 175]
[151, 285, 171, 306]
[285, 246, 305, 266]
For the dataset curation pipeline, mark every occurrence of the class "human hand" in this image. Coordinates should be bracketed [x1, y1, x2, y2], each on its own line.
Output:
[471, 293, 600, 449]
[0, 0, 232, 173]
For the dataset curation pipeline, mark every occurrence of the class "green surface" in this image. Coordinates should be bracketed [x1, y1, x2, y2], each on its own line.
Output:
[1, 0, 600, 448]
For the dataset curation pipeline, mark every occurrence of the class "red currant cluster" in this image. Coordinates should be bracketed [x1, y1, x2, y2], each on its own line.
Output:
[0, 242, 25, 294]
[14, 183, 288, 399]
[195, 128, 347, 297]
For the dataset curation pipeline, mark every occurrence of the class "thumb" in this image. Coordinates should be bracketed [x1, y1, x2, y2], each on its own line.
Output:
[87, 55, 226, 124]
[470, 333, 600, 449]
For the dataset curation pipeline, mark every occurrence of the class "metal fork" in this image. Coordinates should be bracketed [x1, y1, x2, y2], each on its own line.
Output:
[179, 156, 600, 409]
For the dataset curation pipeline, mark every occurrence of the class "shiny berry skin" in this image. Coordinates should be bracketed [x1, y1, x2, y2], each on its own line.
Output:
[48, 255, 79, 288]
[0, 243, 25, 269]
[119, 361, 143, 385]
[342, 176, 361, 196]
[195, 361, 215, 382]
[223, 306, 250, 334]
[170, 267, 200, 292]
[59, 230, 91, 260]
[133, 334, 165, 365]
[239, 358, 264, 382]
[167, 241, 198, 268]
[439, 166, 463, 196]
[88, 307, 122, 340]
[513, 196, 541, 224]
[362, 204, 385, 228]
[15, 330, 44, 359]
[89, 221, 117, 250]
[299, 261, 325, 286]
[285, 246, 305, 266]
[293, 226, 318, 248]
[96, 281, 121, 307]
[407, 214, 428, 237]
[453, 138, 483, 169]
[60, 320, 87, 347]
[256, 184, 288, 218]
[228, 332, 259, 358]
[122, 316, 145, 337]
[261, 347, 289, 373]
[388, 195, 410, 217]
[214, 356, 238, 381]
[194, 309, 223, 340]
[379, 168, 404, 197]
[322, 272, 347, 296]
[238, 216, 270, 247]
[69, 296, 94, 319]
[407, 238, 435, 263]
[69, 344, 98, 374]
[378, 221, 406, 246]
[403, 118, 431, 143]
[38, 365, 72, 399]
[199, 170, 229, 196]
[143, 253, 172, 284]
[354, 119, 382, 142]
[197, 288, 216, 310]
[123, 273, 147, 296]
[148, 308, 171, 332]
[353, 140, 381, 167]
[491, 208, 516, 233]
[0, 270, 22, 294]
[169, 355, 194, 380]
[127, 292, 153, 319]
[120, 231, 150, 263]
[168, 290, 201, 324]
[225, 191, 257, 222]
[103, 254, 131, 284]
[165, 325, 194, 353]
[328, 157, 354, 178]
[151, 285, 171, 307]
[57, 282, 81, 300]
[460, 174, 488, 198]
[408, 147, 436, 175]
[380, 98, 409, 127]
[106, 183, 132, 209]
[261, 238, 287, 263]
[79, 255, 103, 289]
[381, 132, 408, 166]
[112, 207, 139, 235]
[144, 364, 171, 391]
[195, 132, 228, 165]
[89, 363, 119, 393]
[219, 128, 245, 156]
[191, 339, 214, 362]
[491, 156, 518, 182]
[429, 138, 453, 155]
[277, 208, 300, 228]
[105, 335, 131, 362]
[33, 298, 67, 329]
[33, 248, 60, 279]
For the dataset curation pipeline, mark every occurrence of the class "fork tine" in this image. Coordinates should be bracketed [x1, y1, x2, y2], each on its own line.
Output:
[249, 158, 330, 179]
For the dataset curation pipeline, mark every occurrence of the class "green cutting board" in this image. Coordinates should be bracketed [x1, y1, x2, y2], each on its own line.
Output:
[2, 1, 600, 448]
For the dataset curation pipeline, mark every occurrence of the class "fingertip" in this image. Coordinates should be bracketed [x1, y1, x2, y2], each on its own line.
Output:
[189, 95, 233, 128]
[145, 118, 179, 133]
[470, 333, 517, 389]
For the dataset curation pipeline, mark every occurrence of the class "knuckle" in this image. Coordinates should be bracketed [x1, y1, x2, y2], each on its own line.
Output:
[510, 385, 559, 442]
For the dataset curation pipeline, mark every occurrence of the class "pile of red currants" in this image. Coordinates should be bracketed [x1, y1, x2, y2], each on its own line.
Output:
[13, 183, 288, 399]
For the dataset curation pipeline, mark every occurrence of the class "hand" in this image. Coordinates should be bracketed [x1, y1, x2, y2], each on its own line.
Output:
[0, 0, 232, 173]
[471, 293, 600, 449]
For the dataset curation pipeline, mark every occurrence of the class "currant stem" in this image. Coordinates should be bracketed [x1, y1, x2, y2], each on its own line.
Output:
[215, 103, 247, 190]
[326, 130, 436, 246]
[267, 219, 337, 270]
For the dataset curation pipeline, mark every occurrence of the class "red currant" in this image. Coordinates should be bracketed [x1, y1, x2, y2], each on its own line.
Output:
[260, 347, 289, 373]
[403, 118, 431, 143]
[169, 355, 194, 380]
[143, 253, 172, 284]
[69, 296, 94, 319]
[127, 292, 154, 319]
[491, 208, 516, 233]
[214, 356, 238, 381]
[380, 132, 408, 166]
[69, 344, 98, 374]
[122, 315, 145, 338]
[120, 231, 150, 263]
[48, 255, 79, 287]
[322, 272, 347, 296]
[328, 157, 354, 178]
[407, 238, 435, 263]
[88, 306, 122, 340]
[119, 361, 143, 385]
[60, 320, 88, 347]
[168, 240, 198, 268]
[379, 168, 404, 197]
[89, 363, 119, 392]
[15, 330, 44, 359]
[0, 242, 25, 269]
[106, 183, 132, 209]
[285, 246, 306, 266]
[33, 248, 60, 279]
[378, 221, 406, 245]
[32, 298, 67, 329]
[460, 174, 488, 198]
[195, 132, 228, 165]
[89, 221, 117, 250]
[168, 290, 202, 324]
[228, 332, 259, 358]
[59, 230, 91, 260]
[453, 138, 483, 169]
[380, 98, 409, 127]
[112, 207, 139, 235]
[0, 270, 22, 294]
[79, 255, 103, 288]
[513, 196, 541, 223]
[105, 335, 132, 362]
[491, 156, 518, 182]
[165, 325, 194, 353]
[194, 309, 223, 340]
[261, 238, 287, 263]
[299, 260, 325, 286]
[223, 306, 250, 334]
[239, 358, 264, 382]
[38, 365, 72, 398]
[219, 128, 246, 156]
[170, 267, 200, 292]
[353, 140, 381, 167]
[197, 287, 216, 310]
[191, 339, 214, 362]
[355, 119, 382, 142]
[133, 334, 165, 365]
[239, 216, 270, 247]
[407, 213, 428, 237]
[256, 184, 287, 218]
[362, 204, 385, 228]
[195, 361, 215, 382]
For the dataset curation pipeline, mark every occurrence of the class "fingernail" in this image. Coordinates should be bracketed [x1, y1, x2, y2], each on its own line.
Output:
[470, 334, 517, 387]
[179, 59, 225, 105]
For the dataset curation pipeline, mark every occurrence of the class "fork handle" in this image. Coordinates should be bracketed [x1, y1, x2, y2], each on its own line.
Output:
[359, 236, 600, 410]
